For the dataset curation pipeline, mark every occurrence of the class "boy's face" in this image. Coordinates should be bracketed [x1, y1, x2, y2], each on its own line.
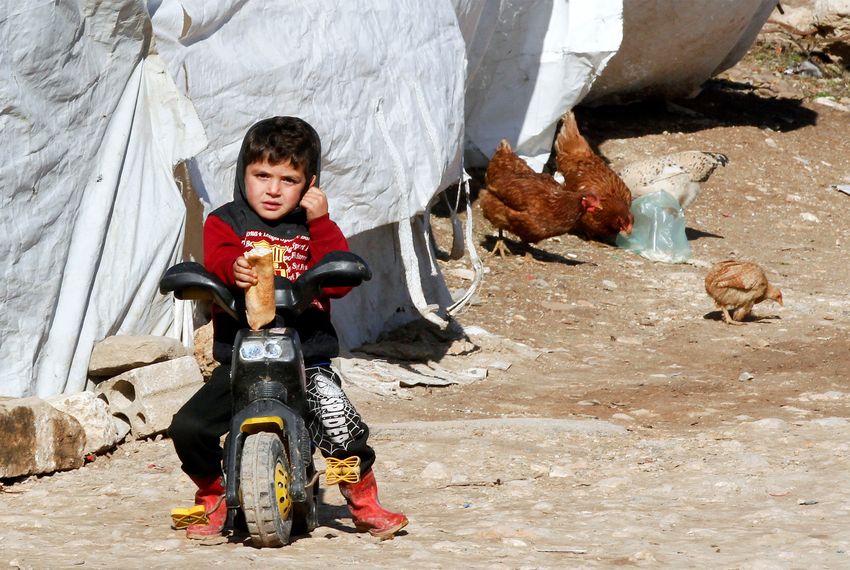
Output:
[244, 159, 315, 221]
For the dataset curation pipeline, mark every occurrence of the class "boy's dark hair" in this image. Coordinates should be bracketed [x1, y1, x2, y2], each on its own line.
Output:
[243, 116, 319, 181]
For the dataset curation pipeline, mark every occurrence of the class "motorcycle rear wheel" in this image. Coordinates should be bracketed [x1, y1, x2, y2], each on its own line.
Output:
[240, 432, 293, 547]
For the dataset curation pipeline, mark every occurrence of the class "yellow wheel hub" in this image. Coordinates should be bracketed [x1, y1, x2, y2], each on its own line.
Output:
[275, 462, 292, 520]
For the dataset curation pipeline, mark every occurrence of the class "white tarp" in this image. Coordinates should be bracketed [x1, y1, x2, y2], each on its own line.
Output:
[463, 0, 623, 165]
[149, 0, 466, 237]
[586, 0, 778, 104]
[1, 2, 205, 398]
[1, 0, 775, 398]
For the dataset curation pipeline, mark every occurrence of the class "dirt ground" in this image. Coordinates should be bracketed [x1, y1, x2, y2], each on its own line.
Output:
[3, 7, 850, 569]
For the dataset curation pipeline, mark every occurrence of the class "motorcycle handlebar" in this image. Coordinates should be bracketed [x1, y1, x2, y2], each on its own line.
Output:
[158, 251, 371, 322]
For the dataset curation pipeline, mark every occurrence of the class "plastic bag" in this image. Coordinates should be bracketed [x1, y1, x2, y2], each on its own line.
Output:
[616, 191, 691, 263]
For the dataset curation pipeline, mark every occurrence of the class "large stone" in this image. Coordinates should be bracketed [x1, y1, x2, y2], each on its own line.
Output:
[192, 322, 217, 380]
[0, 397, 86, 478]
[815, 0, 850, 19]
[88, 335, 188, 378]
[94, 356, 203, 439]
[47, 391, 127, 454]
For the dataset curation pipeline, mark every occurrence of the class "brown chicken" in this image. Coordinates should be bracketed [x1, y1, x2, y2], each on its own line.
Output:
[704, 260, 783, 324]
[480, 139, 601, 257]
[553, 111, 633, 242]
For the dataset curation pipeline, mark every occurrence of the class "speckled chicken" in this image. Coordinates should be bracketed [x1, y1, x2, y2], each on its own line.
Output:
[617, 151, 728, 209]
[704, 260, 783, 324]
[553, 111, 633, 242]
[480, 139, 600, 257]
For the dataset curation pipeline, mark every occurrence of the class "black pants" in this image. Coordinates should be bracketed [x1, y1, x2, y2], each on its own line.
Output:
[169, 363, 375, 478]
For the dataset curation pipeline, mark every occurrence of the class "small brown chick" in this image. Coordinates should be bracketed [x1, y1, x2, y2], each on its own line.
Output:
[704, 260, 783, 325]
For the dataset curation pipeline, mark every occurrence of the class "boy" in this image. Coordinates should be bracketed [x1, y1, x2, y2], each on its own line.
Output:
[168, 116, 407, 540]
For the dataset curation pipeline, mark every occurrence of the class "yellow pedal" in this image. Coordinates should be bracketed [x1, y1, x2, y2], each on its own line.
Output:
[171, 504, 208, 529]
[325, 456, 361, 485]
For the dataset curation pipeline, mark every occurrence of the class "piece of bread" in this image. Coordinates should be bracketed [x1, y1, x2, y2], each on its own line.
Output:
[244, 248, 275, 330]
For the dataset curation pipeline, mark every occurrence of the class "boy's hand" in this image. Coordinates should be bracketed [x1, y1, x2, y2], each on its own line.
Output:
[300, 186, 329, 221]
[233, 256, 257, 289]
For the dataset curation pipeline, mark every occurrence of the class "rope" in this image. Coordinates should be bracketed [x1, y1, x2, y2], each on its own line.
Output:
[374, 97, 447, 328]
[447, 167, 485, 315]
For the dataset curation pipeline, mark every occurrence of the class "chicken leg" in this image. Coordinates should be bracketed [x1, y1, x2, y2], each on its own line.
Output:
[490, 230, 511, 257]
[720, 306, 745, 325]
[732, 303, 755, 323]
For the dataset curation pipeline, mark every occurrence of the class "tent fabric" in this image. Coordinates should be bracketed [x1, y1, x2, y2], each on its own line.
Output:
[463, 0, 623, 165]
[148, 0, 467, 238]
[30, 53, 205, 397]
[1, 2, 204, 398]
[1, 0, 775, 398]
[586, 0, 778, 104]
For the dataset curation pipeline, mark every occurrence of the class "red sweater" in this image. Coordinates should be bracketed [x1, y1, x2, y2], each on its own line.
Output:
[203, 207, 352, 364]
[204, 212, 352, 306]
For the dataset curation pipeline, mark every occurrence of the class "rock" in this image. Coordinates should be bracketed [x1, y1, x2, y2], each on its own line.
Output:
[745, 418, 788, 430]
[811, 417, 849, 427]
[800, 212, 820, 223]
[630, 550, 658, 563]
[446, 338, 478, 356]
[659, 513, 680, 530]
[46, 391, 125, 454]
[597, 476, 629, 489]
[631, 409, 655, 417]
[532, 501, 555, 514]
[548, 464, 574, 478]
[0, 397, 86, 478]
[741, 453, 770, 469]
[488, 360, 512, 371]
[451, 288, 482, 306]
[420, 461, 450, 480]
[813, 97, 850, 112]
[798, 390, 847, 401]
[447, 268, 476, 281]
[94, 356, 203, 439]
[771, 3, 815, 30]
[88, 335, 188, 378]
[192, 322, 216, 379]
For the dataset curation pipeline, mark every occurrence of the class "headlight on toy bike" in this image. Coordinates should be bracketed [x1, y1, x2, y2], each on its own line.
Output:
[239, 339, 293, 362]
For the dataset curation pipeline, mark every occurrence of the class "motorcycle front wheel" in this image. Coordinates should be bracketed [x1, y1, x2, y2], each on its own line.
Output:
[240, 432, 293, 547]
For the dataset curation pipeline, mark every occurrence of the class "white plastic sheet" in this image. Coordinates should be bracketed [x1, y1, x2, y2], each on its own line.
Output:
[149, 0, 467, 237]
[1, 3, 206, 397]
[586, 0, 778, 103]
[463, 0, 623, 165]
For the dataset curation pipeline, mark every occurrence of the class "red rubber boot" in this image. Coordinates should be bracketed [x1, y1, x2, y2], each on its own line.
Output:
[339, 469, 408, 540]
[186, 475, 228, 539]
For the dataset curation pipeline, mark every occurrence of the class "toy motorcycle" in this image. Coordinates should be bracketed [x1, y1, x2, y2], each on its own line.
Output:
[160, 251, 371, 547]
